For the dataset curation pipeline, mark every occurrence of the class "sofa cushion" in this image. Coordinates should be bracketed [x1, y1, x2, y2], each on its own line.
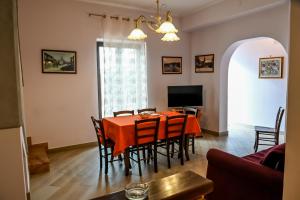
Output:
[260, 143, 285, 172]
[243, 148, 270, 164]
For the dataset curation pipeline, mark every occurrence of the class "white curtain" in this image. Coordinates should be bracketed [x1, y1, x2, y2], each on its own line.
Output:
[99, 17, 148, 117]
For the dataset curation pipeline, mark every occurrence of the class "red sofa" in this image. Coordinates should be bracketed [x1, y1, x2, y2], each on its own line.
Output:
[206, 144, 285, 200]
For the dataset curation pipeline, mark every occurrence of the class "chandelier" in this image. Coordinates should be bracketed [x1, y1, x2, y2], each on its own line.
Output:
[128, 0, 180, 42]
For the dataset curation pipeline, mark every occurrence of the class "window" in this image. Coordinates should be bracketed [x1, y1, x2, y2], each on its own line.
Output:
[97, 40, 148, 117]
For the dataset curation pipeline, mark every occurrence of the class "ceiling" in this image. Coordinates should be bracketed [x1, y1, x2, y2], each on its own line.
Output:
[79, 0, 224, 17]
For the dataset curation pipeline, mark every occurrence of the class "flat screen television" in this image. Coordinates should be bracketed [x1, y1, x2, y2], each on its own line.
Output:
[168, 85, 203, 107]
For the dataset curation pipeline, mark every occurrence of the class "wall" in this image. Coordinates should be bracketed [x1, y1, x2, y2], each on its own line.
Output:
[0, 0, 29, 199]
[18, 0, 190, 148]
[0, 0, 22, 128]
[228, 38, 287, 129]
[283, 1, 300, 199]
[189, 2, 290, 132]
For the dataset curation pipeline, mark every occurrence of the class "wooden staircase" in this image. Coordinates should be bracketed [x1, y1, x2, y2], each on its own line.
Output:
[27, 137, 50, 174]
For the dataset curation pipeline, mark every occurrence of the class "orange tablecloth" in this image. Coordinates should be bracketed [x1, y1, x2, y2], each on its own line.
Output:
[103, 111, 201, 156]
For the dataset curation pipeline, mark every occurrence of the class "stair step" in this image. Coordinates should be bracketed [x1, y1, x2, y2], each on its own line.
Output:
[28, 146, 50, 175]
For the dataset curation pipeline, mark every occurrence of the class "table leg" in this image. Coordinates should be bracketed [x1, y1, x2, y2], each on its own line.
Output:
[124, 148, 130, 176]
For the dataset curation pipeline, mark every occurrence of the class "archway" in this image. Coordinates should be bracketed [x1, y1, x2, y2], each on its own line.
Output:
[219, 37, 288, 133]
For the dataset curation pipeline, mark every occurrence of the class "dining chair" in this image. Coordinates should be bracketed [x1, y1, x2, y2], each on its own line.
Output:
[113, 110, 134, 117]
[183, 107, 199, 155]
[137, 108, 157, 114]
[91, 116, 122, 174]
[254, 107, 285, 152]
[157, 114, 187, 169]
[129, 117, 160, 176]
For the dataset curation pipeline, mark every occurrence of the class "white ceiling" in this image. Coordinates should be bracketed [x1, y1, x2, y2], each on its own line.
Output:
[79, 0, 224, 17]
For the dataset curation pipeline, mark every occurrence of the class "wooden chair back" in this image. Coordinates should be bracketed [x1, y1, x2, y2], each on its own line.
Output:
[91, 116, 106, 146]
[165, 115, 187, 139]
[274, 107, 282, 128]
[113, 110, 134, 117]
[134, 118, 160, 145]
[137, 108, 157, 114]
[183, 107, 198, 117]
[275, 108, 285, 133]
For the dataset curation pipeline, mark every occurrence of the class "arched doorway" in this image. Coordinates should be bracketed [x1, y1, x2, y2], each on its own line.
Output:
[219, 37, 288, 133]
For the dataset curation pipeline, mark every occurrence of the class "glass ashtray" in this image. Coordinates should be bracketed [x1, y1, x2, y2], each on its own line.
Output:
[125, 183, 149, 200]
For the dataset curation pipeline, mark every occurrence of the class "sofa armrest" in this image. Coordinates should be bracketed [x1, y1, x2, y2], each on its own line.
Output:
[207, 148, 283, 186]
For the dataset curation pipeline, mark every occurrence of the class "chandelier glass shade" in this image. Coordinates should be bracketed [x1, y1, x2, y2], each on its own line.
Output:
[128, 0, 180, 42]
[161, 32, 180, 42]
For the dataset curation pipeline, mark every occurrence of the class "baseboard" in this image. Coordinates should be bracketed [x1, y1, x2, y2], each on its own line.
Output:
[48, 142, 98, 153]
[202, 129, 228, 136]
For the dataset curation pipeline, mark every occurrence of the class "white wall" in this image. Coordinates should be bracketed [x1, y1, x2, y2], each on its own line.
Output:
[189, 2, 290, 132]
[283, 1, 300, 199]
[228, 38, 287, 129]
[18, 0, 190, 148]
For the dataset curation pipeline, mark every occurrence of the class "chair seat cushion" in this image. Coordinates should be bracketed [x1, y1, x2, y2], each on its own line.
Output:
[260, 143, 285, 172]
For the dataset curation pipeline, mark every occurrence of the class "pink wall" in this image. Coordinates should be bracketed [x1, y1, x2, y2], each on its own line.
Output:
[18, 0, 190, 148]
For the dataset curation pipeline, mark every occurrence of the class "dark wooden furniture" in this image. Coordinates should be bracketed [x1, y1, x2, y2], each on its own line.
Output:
[183, 107, 199, 154]
[91, 170, 214, 200]
[113, 110, 134, 117]
[158, 115, 187, 168]
[129, 118, 160, 176]
[91, 116, 122, 174]
[254, 107, 285, 152]
[137, 107, 157, 114]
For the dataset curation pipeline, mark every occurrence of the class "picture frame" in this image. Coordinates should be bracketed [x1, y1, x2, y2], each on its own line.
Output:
[162, 56, 182, 74]
[259, 57, 283, 79]
[195, 54, 214, 73]
[41, 49, 77, 74]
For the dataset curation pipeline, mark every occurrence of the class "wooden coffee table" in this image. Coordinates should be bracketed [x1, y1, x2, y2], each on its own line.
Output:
[91, 170, 213, 200]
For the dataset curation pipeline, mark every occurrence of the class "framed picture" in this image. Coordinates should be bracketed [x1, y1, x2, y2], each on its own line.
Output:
[195, 54, 214, 73]
[162, 56, 182, 74]
[42, 49, 77, 74]
[259, 57, 283, 78]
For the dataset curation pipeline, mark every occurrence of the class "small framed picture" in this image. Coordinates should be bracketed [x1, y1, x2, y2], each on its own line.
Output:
[259, 57, 283, 79]
[195, 54, 214, 73]
[42, 49, 77, 74]
[162, 56, 182, 74]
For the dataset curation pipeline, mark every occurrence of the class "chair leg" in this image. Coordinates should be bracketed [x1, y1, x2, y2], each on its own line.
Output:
[104, 148, 109, 174]
[137, 148, 142, 176]
[118, 155, 123, 162]
[184, 137, 190, 161]
[180, 139, 184, 166]
[154, 144, 158, 173]
[99, 146, 103, 169]
[254, 131, 259, 153]
[192, 136, 195, 154]
[110, 146, 114, 162]
[147, 145, 151, 164]
[167, 140, 171, 169]
[171, 140, 174, 158]
[142, 146, 146, 163]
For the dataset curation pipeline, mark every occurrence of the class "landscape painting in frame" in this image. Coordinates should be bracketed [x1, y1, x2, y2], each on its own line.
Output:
[259, 57, 283, 78]
[195, 54, 214, 73]
[42, 49, 77, 74]
[162, 56, 182, 74]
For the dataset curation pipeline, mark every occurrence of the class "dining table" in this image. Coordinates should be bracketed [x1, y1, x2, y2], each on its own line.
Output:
[102, 111, 201, 175]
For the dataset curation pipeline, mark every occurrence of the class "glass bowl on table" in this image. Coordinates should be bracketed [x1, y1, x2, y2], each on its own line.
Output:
[125, 183, 149, 200]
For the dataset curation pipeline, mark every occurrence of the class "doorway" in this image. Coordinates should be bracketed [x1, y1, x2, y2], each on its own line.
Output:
[227, 37, 288, 131]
